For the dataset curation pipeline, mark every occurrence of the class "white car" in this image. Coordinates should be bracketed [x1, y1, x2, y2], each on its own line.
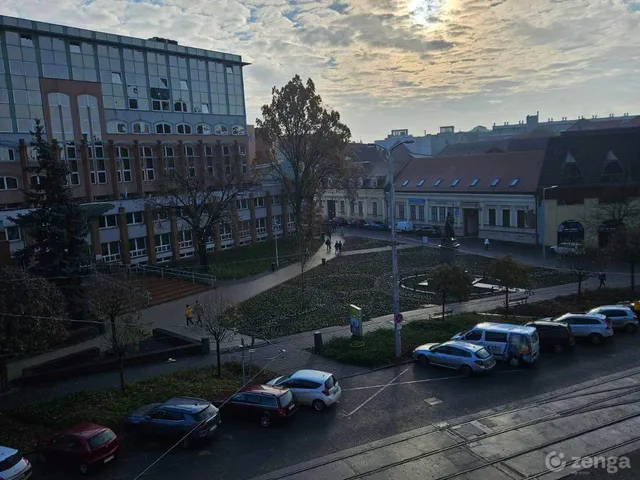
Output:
[267, 369, 341, 411]
[0, 446, 32, 480]
[546, 313, 613, 344]
[549, 242, 584, 255]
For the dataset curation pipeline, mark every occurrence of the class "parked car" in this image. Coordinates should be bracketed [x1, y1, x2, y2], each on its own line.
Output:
[525, 320, 575, 353]
[126, 397, 220, 447]
[545, 313, 613, 344]
[348, 219, 367, 228]
[395, 221, 414, 232]
[0, 446, 32, 480]
[214, 385, 298, 427]
[588, 305, 638, 333]
[413, 340, 496, 376]
[414, 225, 442, 237]
[451, 323, 540, 367]
[364, 221, 389, 231]
[330, 217, 348, 226]
[267, 369, 341, 411]
[37, 424, 118, 475]
[549, 242, 584, 255]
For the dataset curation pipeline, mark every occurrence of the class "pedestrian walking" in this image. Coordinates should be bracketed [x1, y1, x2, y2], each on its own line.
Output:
[194, 300, 204, 326]
[484, 238, 490, 251]
[334, 240, 339, 253]
[325, 238, 331, 252]
[338, 241, 343, 253]
[185, 304, 194, 327]
[598, 271, 607, 288]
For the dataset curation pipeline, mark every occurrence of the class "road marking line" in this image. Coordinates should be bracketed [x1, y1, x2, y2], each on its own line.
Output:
[470, 420, 494, 434]
[425, 397, 442, 406]
[343, 368, 409, 417]
[342, 375, 461, 391]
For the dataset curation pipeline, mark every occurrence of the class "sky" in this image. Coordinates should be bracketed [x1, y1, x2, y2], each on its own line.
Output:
[3, 0, 640, 142]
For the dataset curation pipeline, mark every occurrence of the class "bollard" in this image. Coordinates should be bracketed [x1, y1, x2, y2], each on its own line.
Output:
[314, 331, 323, 351]
[271, 262, 276, 271]
[322, 258, 326, 265]
[201, 337, 211, 354]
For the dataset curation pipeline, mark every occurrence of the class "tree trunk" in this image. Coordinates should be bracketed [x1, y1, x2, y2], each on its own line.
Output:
[504, 287, 509, 316]
[216, 339, 221, 377]
[631, 262, 635, 292]
[118, 353, 126, 393]
[196, 231, 209, 267]
[442, 293, 446, 319]
[577, 277, 582, 297]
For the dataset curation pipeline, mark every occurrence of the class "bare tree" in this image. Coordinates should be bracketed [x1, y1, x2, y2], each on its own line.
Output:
[90, 268, 149, 392]
[146, 149, 255, 267]
[489, 256, 531, 316]
[562, 245, 604, 297]
[428, 264, 472, 318]
[198, 294, 238, 376]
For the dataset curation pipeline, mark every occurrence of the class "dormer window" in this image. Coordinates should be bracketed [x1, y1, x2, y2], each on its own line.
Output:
[562, 151, 582, 179]
[417, 179, 425, 187]
[401, 180, 409, 187]
[451, 179, 460, 187]
[490, 178, 500, 187]
[509, 178, 519, 187]
[371, 179, 377, 188]
[433, 179, 442, 186]
[469, 178, 479, 187]
[602, 151, 624, 177]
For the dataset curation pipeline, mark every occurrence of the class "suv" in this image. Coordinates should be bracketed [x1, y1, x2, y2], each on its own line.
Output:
[267, 370, 341, 411]
[547, 313, 613, 344]
[126, 397, 221, 447]
[216, 385, 298, 427]
[525, 320, 575, 353]
[588, 305, 638, 333]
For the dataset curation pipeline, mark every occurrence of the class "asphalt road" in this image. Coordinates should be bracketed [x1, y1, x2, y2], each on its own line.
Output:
[31, 328, 640, 480]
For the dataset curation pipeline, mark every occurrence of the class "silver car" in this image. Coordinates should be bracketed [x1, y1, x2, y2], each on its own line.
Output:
[588, 305, 638, 333]
[547, 313, 613, 344]
[412, 340, 496, 376]
[267, 369, 341, 411]
[549, 242, 584, 255]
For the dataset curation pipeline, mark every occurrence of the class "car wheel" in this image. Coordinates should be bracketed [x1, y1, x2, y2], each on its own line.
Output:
[260, 413, 272, 427]
[460, 365, 472, 377]
[553, 344, 563, 354]
[589, 333, 603, 345]
[625, 323, 637, 333]
[509, 356, 521, 368]
[417, 355, 429, 366]
[79, 463, 89, 475]
[312, 399, 327, 412]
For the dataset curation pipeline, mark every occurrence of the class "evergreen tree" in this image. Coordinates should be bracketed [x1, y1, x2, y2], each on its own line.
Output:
[10, 119, 90, 319]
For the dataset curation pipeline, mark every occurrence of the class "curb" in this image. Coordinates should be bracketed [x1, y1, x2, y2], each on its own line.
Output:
[339, 359, 414, 380]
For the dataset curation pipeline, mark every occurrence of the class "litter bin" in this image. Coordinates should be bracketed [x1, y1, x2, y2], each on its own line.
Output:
[314, 331, 323, 351]
[322, 258, 326, 265]
[271, 262, 276, 271]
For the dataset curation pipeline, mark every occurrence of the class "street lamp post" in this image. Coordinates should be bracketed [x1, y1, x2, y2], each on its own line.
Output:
[542, 185, 557, 263]
[272, 219, 280, 268]
[370, 140, 414, 358]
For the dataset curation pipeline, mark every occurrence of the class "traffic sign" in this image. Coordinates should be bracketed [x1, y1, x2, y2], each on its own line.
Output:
[454, 208, 460, 217]
[394, 313, 404, 324]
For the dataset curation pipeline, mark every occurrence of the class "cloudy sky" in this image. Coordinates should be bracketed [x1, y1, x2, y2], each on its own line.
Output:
[3, 0, 640, 141]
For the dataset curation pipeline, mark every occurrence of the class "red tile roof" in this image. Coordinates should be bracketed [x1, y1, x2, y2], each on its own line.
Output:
[394, 150, 546, 194]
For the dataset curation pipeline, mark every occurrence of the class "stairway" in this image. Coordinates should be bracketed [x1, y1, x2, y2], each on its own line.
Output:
[136, 276, 213, 307]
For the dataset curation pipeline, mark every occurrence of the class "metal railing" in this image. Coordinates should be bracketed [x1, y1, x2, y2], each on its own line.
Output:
[131, 264, 217, 286]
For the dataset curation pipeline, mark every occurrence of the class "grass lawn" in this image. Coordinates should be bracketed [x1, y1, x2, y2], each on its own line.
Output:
[493, 287, 640, 318]
[316, 313, 531, 367]
[340, 237, 393, 252]
[169, 236, 307, 280]
[0, 362, 272, 452]
[237, 247, 575, 339]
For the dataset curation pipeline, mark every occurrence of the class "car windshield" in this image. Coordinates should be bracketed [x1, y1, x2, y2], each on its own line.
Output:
[88, 430, 115, 450]
[275, 375, 291, 385]
[278, 390, 294, 407]
[531, 332, 539, 344]
[192, 405, 217, 422]
[0, 451, 22, 471]
[428, 344, 441, 351]
[325, 375, 336, 389]
[475, 348, 491, 359]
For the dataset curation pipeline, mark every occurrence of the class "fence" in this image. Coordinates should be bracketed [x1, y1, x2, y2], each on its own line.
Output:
[131, 264, 217, 286]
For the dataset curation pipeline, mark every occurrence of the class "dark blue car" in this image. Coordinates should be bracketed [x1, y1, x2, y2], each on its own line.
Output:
[125, 396, 220, 447]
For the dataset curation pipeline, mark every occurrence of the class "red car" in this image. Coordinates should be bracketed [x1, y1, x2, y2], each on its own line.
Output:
[214, 385, 298, 427]
[38, 424, 118, 475]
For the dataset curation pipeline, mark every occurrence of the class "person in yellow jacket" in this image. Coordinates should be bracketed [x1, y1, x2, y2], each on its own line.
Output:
[185, 304, 194, 327]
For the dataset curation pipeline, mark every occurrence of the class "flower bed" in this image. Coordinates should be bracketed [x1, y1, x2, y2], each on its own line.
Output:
[339, 237, 393, 252]
[237, 248, 576, 339]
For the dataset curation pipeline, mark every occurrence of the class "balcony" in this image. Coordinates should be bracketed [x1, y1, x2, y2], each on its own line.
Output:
[221, 233, 233, 241]
[155, 244, 171, 254]
[103, 253, 121, 263]
[130, 249, 147, 258]
[179, 239, 193, 249]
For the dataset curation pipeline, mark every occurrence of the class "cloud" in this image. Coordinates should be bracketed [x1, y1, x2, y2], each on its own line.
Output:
[2, 0, 639, 141]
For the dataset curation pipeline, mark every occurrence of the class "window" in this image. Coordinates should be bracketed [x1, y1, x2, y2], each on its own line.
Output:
[152, 99, 170, 111]
[410, 204, 416, 220]
[89, 143, 107, 184]
[490, 178, 500, 187]
[0, 148, 16, 162]
[174, 101, 188, 112]
[20, 34, 33, 47]
[464, 330, 482, 341]
[418, 205, 425, 221]
[287, 213, 295, 231]
[180, 79, 189, 90]
[101, 241, 120, 263]
[509, 178, 519, 187]
[438, 207, 446, 222]
[163, 146, 175, 175]
[397, 204, 405, 219]
[254, 196, 265, 208]
[132, 121, 150, 134]
[128, 98, 139, 110]
[433, 179, 442, 187]
[140, 146, 155, 181]
[214, 124, 228, 135]
[223, 145, 231, 175]
[69, 42, 81, 54]
[177, 123, 192, 135]
[111, 72, 122, 84]
[502, 209, 511, 227]
[430, 206, 437, 222]
[155, 233, 171, 253]
[358, 201, 363, 215]
[0, 176, 19, 190]
[231, 125, 245, 135]
[107, 121, 127, 134]
[272, 196, 281, 206]
[350, 202, 355, 214]
[126, 211, 144, 225]
[401, 180, 409, 187]
[6, 226, 20, 241]
[237, 198, 249, 210]
[372, 201, 378, 216]
[197, 124, 211, 135]
[205, 146, 214, 176]
[517, 210, 526, 228]
[30, 174, 42, 187]
[156, 123, 172, 134]
[485, 331, 508, 343]
[129, 237, 147, 258]
[451, 179, 460, 187]
[239, 145, 247, 156]
[470, 178, 479, 187]
[417, 180, 425, 187]
[178, 230, 193, 248]
[98, 214, 118, 229]
[256, 217, 267, 234]
[488, 208, 496, 226]
[184, 145, 196, 177]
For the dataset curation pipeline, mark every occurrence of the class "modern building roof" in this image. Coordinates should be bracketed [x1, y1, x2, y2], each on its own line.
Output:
[436, 135, 552, 157]
[565, 116, 640, 132]
[395, 150, 546, 194]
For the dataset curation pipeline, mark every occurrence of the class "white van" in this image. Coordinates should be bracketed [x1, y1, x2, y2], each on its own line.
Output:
[451, 322, 540, 367]
[396, 221, 414, 232]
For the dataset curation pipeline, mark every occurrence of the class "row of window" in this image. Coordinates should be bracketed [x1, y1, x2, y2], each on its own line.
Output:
[338, 200, 380, 217]
[401, 177, 520, 188]
[107, 120, 246, 136]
